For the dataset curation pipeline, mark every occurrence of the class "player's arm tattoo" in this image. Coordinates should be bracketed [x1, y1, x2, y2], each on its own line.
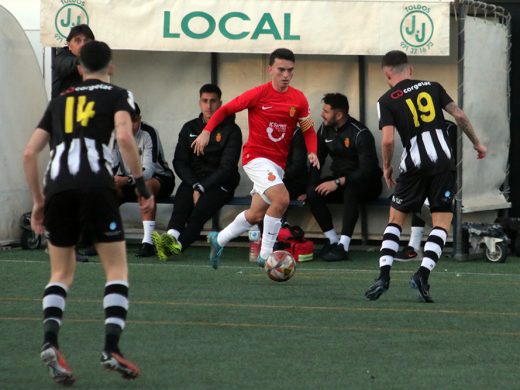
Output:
[445, 102, 480, 145]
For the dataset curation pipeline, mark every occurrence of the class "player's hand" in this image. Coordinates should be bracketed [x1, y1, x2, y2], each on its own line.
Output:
[138, 195, 155, 214]
[383, 166, 395, 189]
[193, 190, 201, 205]
[308, 153, 320, 170]
[114, 175, 129, 187]
[315, 181, 337, 196]
[31, 201, 45, 235]
[192, 130, 210, 156]
[296, 194, 307, 202]
[474, 143, 487, 159]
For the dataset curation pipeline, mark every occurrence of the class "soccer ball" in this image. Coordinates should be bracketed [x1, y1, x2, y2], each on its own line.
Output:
[264, 250, 296, 282]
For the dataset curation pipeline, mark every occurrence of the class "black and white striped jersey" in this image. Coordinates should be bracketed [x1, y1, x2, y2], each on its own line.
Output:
[377, 79, 454, 175]
[37, 79, 135, 197]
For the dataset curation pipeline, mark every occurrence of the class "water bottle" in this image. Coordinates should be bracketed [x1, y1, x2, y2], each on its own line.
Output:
[248, 225, 261, 262]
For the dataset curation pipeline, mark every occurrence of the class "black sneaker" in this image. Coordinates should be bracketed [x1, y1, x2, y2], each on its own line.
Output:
[135, 243, 155, 257]
[318, 242, 337, 258]
[75, 251, 89, 263]
[395, 245, 419, 261]
[365, 276, 390, 301]
[100, 351, 140, 380]
[410, 272, 434, 303]
[321, 243, 349, 261]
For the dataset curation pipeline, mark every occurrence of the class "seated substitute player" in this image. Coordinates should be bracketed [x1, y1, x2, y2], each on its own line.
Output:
[152, 83, 242, 259]
[307, 93, 382, 261]
[192, 48, 320, 269]
[365, 50, 486, 303]
[112, 103, 175, 257]
[23, 41, 151, 385]
[395, 120, 457, 261]
[52, 24, 95, 98]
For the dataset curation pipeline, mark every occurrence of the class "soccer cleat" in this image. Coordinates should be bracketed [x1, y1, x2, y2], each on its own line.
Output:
[318, 242, 337, 258]
[321, 243, 349, 262]
[40, 343, 76, 386]
[364, 276, 390, 301]
[256, 255, 266, 268]
[207, 231, 224, 270]
[152, 231, 169, 261]
[395, 245, 419, 261]
[135, 243, 155, 257]
[410, 272, 434, 303]
[100, 351, 140, 380]
[161, 233, 182, 255]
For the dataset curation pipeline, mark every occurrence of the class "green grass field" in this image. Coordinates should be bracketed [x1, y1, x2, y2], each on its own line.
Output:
[1, 244, 519, 389]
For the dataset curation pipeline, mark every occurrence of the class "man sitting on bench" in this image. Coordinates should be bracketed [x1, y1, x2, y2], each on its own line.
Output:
[152, 84, 242, 260]
[112, 103, 175, 257]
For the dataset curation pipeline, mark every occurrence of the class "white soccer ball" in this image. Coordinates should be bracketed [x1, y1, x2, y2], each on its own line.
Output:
[264, 250, 296, 282]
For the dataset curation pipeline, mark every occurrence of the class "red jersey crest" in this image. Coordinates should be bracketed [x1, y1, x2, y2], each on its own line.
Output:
[344, 138, 350, 148]
[215, 133, 222, 142]
[289, 106, 296, 118]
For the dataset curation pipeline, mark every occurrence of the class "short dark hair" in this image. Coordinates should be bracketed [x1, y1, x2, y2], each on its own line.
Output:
[382, 50, 408, 68]
[132, 103, 141, 120]
[269, 48, 295, 65]
[322, 93, 349, 115]
[199, 83, 222, 99]
[66, 24, 95, 42]
[79, 41, 112, 73]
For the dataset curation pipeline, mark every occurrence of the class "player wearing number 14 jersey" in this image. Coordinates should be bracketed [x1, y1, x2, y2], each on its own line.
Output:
[365, 50, 487, 303]
[24, 41, 152, 385]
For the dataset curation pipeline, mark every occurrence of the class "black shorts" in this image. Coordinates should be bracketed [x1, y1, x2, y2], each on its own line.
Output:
[391, 170, 455, 213]
[44, 188, 125, 246]
[119, 174, 175, 203]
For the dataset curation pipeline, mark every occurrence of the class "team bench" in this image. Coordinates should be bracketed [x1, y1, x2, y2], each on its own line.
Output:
[151, 195, 388, 243]
[152, 195, 305, 231]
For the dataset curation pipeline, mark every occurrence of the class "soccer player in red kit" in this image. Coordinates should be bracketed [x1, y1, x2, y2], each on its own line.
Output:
[192, 48, 320, 269]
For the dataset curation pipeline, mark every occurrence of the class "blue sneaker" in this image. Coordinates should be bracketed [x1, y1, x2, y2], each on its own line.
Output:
[256, 255, 266, 268]
[207, 231, 224, 269]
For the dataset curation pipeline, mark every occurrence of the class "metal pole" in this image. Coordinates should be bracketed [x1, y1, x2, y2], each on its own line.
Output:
[454, 2, 468, 260]
[211, 52, 218, 85]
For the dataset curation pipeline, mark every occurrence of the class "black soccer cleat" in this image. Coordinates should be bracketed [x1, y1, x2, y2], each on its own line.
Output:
[410, 272, 434, 303]
[101, 351, 140, 380]
[321, 243, 349, 262]
[135, 242, 155, 257]
[365, 276, 390, 301]
[394, 245, 419, 261]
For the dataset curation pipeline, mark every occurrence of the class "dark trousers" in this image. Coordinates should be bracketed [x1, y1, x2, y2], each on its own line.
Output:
[167, 182, 234, 250]
[306, 176, 382, 237]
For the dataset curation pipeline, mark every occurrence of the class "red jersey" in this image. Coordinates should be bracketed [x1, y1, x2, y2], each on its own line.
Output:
[204, 82, 317, 169]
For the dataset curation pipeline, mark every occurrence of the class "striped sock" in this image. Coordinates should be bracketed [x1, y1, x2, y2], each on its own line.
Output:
[379, 223, 402, 277]
[420, 227, 448, 277]
[42, 282, 68, 348]
[103, 280, 129, 353]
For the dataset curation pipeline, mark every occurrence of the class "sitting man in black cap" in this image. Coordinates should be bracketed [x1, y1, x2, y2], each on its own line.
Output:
[52, 24, 95, 98]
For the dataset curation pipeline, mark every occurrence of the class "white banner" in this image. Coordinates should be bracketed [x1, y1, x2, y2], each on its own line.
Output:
[41, 0, 451, 55]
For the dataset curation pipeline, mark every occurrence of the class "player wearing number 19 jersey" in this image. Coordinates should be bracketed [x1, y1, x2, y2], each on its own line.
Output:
[365, 50, 486, 303]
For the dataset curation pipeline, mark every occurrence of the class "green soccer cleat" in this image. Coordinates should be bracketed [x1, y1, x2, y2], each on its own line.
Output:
[162, 233, 182, 255]
[152, 231, 169, 261]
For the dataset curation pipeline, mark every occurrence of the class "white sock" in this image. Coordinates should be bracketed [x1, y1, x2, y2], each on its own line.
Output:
[339, 235, 351, 251]
[260, 214, 282, 259]
[167, 229, 180, 240]
[218, 211, 252, 247]
[142, 221, 156, 244]
[409, 226, 424, 251]
[324, 229, 339, 244]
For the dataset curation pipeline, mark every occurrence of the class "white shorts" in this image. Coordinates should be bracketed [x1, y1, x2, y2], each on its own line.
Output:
[243, 158, 285, 204]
